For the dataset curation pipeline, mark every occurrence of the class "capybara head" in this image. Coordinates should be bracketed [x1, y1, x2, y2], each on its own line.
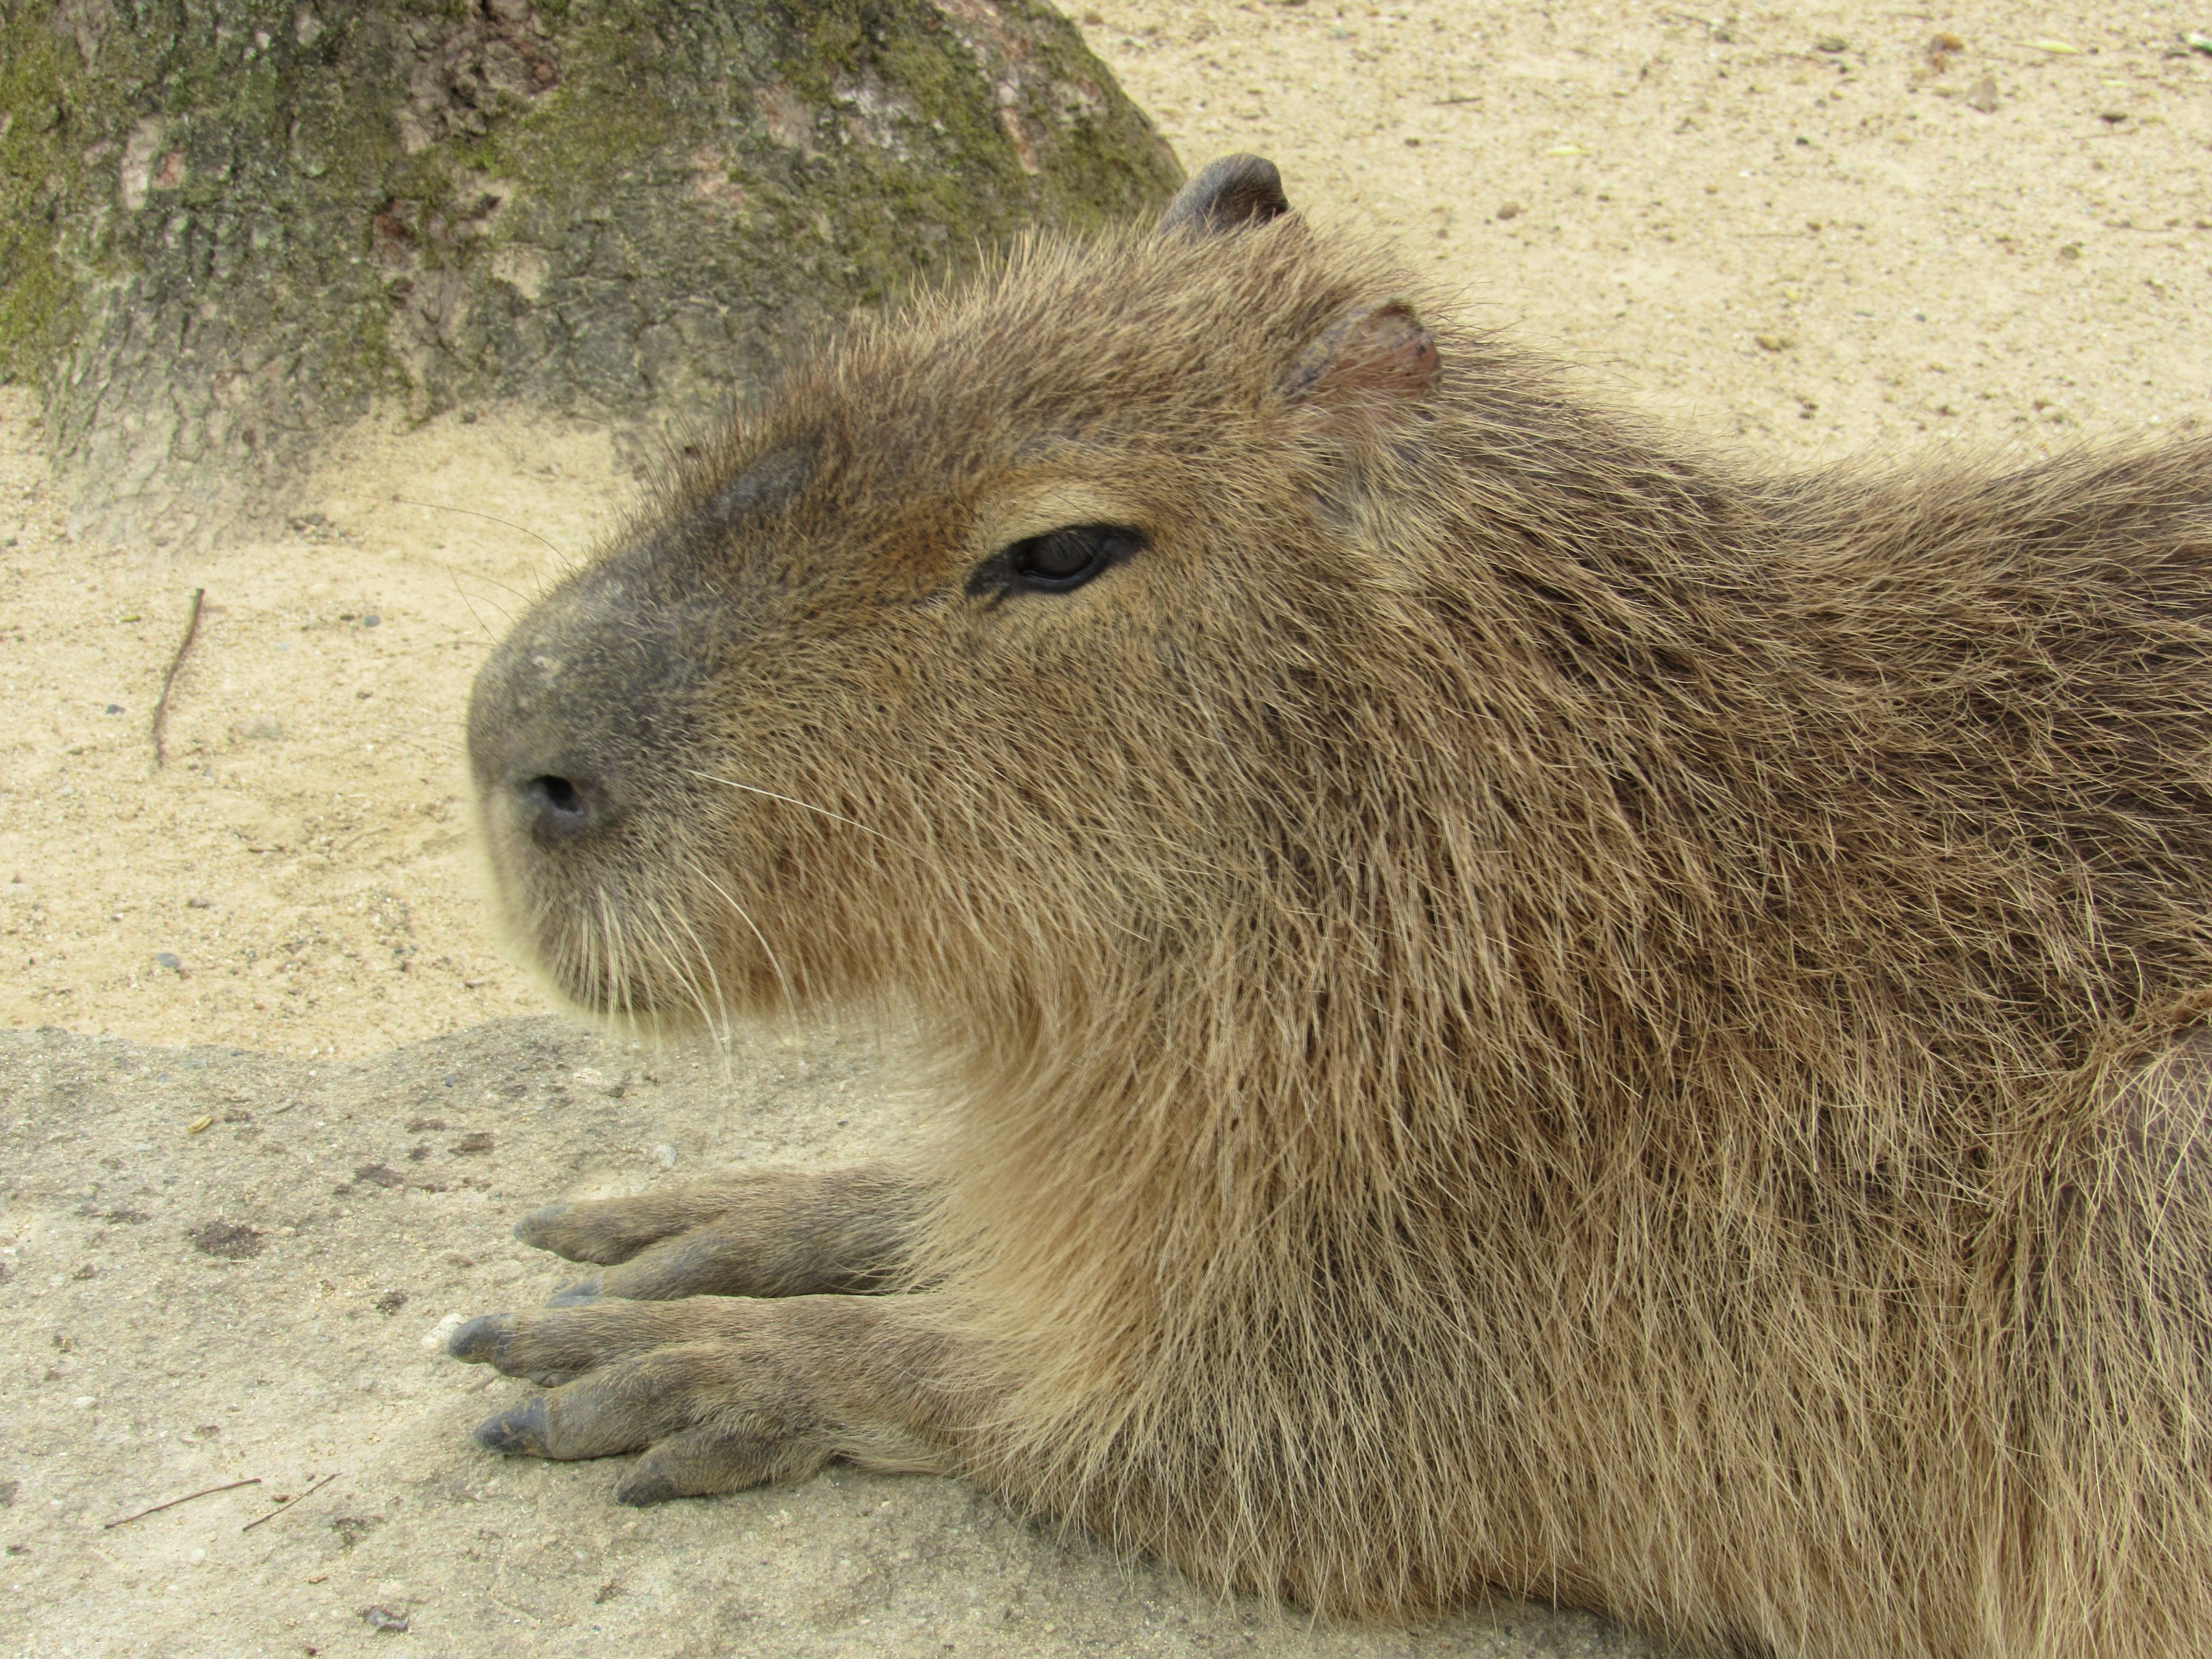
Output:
[467, 157, 1467, 1030]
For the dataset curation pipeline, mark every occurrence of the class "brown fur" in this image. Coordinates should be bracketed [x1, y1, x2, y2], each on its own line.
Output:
[452, 157, 2212, 1658]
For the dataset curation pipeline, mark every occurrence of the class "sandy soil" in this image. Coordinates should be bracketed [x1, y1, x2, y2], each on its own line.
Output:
[4, 1, 2211, 1653]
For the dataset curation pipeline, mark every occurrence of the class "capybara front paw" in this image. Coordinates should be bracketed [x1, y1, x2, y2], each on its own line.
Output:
[448, 1298, 832, 1501]
[514, 1215, 776, 1304]
[507, 1167, 922, 1302]
[513, 1196, 669, 1265]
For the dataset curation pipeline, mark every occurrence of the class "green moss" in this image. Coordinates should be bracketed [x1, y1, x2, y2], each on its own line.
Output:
[0, 13, 78, 385]
[12, 0, 1180, 529]
[1014, 1, 1184, 233]
[467, 16, 678, 213]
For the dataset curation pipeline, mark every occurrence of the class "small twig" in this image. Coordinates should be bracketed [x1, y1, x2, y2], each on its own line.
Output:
[241, 1471, 339, 1532]
[1430, 95, 1483, 105]
[150, 586, 206, 770]
[104, 1476, 260, 1529]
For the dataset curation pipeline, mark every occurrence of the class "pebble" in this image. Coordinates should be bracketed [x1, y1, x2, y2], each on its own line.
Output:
[421, 1311, 468, 1350]
[154, 952, 182, 972]
[653, 1143, 679, 1168]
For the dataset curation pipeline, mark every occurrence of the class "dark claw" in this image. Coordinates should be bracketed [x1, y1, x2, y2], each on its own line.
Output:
[616, 1471, 678, 1507]
[547, 1277, 603, 1307]
[514, 1202, 572, 1247]
[474, 1397, 548, 1455]
[447, 1313, 514, 1363]
[527, 1370, 576, 1388]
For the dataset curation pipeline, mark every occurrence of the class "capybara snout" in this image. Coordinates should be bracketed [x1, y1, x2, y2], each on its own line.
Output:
[468, 547, 729, 840]
[466, 521, 790, 1017]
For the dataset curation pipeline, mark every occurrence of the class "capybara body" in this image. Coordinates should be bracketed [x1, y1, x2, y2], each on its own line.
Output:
[453, 157, 2212, 1658]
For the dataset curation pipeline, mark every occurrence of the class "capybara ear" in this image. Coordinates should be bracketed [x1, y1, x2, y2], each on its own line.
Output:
[1157, 153, 1290, 237]
[1282, 301, 1441, 417]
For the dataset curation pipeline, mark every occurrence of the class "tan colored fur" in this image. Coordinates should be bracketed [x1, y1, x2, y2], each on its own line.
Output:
[454, 162, 2212, 1658]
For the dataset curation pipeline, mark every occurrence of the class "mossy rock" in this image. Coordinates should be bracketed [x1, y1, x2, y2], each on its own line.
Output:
[0, 0, 1182, 543]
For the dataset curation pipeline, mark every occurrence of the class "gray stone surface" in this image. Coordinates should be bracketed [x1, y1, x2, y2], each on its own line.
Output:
[0, 1016, 1671, 1657]
[0, 1, 1181, 545]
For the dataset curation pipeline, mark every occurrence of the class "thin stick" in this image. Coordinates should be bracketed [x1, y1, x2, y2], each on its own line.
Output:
[150, 586, 205, 770]
[240, 1471, 339, 1532]
[103, 1475, 260, 1529]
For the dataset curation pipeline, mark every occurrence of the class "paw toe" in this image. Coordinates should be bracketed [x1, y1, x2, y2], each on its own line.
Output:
[474, 1397, 548, 1455]
[448, 1313, 514, 1364]
[513, 1202, 573, 1251]
[547, 1277, 604, 1308]
[614, 1468, 681, 1507]
[451, 1318, 515, 1371]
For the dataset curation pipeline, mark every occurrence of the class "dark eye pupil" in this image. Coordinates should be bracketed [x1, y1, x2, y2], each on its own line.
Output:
[971, 522, 1143, 599]
[1018, 529, 1099, 579]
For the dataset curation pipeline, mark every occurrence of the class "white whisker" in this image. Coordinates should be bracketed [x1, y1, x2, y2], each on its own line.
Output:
[642, 897, 737, 1092]
[689, 860, 799, 1021]
[393, 493, 570, 567]
[681, 768, 908, 851]
[657, 896, 731, 1040]
[596, 885, 638, 1036]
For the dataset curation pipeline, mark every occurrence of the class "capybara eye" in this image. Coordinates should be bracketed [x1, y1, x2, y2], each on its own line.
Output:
[1003, 524, 1144, 594]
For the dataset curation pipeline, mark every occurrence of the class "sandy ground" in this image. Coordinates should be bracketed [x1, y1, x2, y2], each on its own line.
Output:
[4, 0, 2211, 1653]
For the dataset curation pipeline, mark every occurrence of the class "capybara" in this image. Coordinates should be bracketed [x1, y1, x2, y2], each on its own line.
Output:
[451, 155, 2212, 1659]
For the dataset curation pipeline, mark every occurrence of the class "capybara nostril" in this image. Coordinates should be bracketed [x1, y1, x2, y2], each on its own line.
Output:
[520, 772, 607, 843]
